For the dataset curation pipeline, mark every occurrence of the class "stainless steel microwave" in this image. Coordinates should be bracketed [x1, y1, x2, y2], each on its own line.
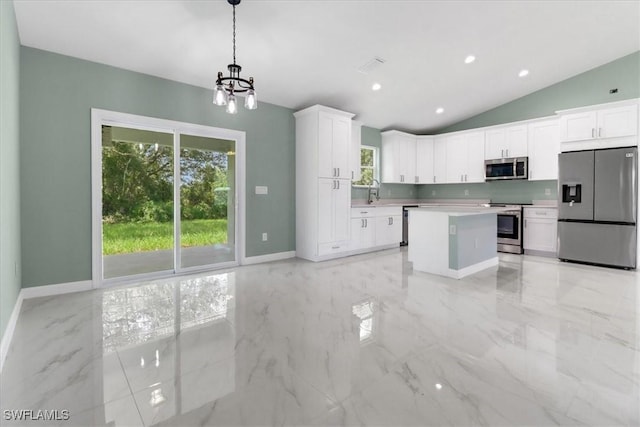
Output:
[485, 157, 528, 181]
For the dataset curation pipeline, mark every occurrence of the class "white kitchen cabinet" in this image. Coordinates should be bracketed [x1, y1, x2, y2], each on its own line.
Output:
[559, 103, 638, 144]
[295, 105, 355, 261]
[381, 130, 416, 183]
[485, 125, 527, 159]
[446, 134, 467, 183]
[317, 111, 352, 179]
[351, 120, 362, 182]
[375, 213, 402, 246]
[523, 207, 558, 255]
[350, 206, 401, 252]
[351, 207, 376, 251]
[527, 119, 560, 180]
[444, 131, 485, 183]
[465, 131, 486, 182]
[433, 136, 447, 184]
[415, 136, 434, 184]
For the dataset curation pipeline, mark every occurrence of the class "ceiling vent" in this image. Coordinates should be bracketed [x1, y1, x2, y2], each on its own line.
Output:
[357, 57, 386, 74]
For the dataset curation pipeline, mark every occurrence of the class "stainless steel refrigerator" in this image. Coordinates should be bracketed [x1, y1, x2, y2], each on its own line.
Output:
[558, 146, 637, 269]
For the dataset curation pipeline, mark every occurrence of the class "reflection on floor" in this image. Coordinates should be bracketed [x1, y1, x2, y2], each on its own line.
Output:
[103, 244, 235, 278]
[2, 249, 639, 426]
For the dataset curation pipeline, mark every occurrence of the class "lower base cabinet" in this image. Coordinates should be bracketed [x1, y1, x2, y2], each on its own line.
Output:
[523, 207, 558, 255]
[375, 214, 402, 246]
[350, 206, 402, 253]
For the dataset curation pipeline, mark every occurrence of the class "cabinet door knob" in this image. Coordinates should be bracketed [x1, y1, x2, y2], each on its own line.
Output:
[337, 168, 340, 177]
[365, 218, 368, 227]
[598, 128, 602, 138]
[592, 128, 595, 138]
[337, 180, 340, 189]
[434, 175, 436, 183]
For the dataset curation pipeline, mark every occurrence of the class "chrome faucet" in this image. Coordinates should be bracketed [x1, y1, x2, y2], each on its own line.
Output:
[368, 179, 381, 204]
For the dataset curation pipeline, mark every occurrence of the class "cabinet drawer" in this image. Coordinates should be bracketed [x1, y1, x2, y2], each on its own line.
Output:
[318, 241, 350, 256]
[524, 207, 558, 219]
[374, 206, 402, 217]
[351, 207, 376, 218]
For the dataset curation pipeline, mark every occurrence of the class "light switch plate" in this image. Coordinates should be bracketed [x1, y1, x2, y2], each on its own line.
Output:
[255, 186, 268, 195]
[545, 188, 551, 196]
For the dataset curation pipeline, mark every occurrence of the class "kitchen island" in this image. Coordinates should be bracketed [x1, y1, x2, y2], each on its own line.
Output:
[408, 206, 503, 279]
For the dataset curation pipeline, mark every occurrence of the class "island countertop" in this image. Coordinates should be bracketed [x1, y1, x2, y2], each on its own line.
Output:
[407, 206, 513, 216]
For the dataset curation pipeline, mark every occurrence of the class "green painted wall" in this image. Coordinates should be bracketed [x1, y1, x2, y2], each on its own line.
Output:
[438, 51, 640, 133]
[418, 180, 557, 204]
[0, 0, 22, 338]
[20, 47, 295, 288]
[352, 126, 417, 200]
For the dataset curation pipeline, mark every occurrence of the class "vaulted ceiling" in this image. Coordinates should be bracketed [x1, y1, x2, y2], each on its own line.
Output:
[13, 0, 640, 133]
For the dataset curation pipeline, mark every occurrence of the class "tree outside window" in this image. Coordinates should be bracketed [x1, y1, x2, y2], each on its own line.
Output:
[353, 145, 378, 187]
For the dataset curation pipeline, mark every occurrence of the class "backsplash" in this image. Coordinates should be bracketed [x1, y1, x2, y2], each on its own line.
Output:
[417, 180, 558, 204]
[352, 183, 417, 200]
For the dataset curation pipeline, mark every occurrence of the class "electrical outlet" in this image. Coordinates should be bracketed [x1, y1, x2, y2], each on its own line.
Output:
[449, 225, 456, 235]
[409, 190, 413, 195]
[464, 189, 469, 196]
[262, 233, 268, 242]
[432, 190, 436, 196]
[545, 188, 551, 196]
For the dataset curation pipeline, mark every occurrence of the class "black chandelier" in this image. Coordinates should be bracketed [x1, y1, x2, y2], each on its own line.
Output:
[212, 0, 257, 114]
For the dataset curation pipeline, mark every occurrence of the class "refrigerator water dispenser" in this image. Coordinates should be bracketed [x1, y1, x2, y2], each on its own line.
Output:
[562, 183, 581, 204]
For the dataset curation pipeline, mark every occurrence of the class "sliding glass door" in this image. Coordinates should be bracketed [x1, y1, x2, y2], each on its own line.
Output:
[179, 134, 235, 269]
[102, 126, 175, 279]
[94, 110, 243, 284]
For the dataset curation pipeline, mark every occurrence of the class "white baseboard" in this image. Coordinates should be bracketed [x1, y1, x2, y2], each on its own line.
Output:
[450, 257, 499, 279]
[242, 251, 296, 265]
[0, 290, 24, 373]
[21, 280, 93, 299]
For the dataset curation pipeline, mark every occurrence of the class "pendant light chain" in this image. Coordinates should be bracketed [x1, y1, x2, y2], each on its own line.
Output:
[232, 4, 236, 65]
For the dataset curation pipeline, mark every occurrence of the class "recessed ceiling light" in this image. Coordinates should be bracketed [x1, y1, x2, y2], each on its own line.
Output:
[464, 55, 476, 64]
[436, 107, 444, 114]
[372, 83, 382, 91]
[518, 69, 529, 77]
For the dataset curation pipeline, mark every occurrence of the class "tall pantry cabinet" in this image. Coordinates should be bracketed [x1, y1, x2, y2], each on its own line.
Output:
[295, 105, 355, 261]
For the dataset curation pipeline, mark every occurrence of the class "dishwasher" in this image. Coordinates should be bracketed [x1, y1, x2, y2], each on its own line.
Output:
[401, 205, 418, 246]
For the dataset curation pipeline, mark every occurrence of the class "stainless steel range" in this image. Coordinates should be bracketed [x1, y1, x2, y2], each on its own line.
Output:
[490, 203, 524, 254]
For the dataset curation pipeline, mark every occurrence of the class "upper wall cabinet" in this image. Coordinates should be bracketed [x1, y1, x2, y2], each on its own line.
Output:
[381, 130, 416, 183]
[351, 120, 362, 182]
[485, 125, 528, 159]
[433, 136, 447, 184]
[445, 131, 485, 183]
[415, 136, 434, 184]
[527, 119, 560, 181]
[558, 102, 638, 151]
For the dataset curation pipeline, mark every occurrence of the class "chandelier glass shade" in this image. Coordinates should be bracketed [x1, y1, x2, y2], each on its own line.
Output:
[212, 0, 257, 114]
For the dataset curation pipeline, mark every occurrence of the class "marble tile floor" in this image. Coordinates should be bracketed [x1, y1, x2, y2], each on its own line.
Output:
[1, 248, 639, 426]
